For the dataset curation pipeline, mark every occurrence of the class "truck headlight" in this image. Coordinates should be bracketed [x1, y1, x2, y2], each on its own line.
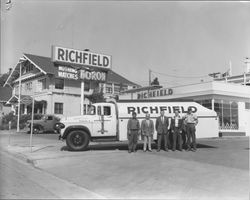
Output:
[55, 123, 65, 130]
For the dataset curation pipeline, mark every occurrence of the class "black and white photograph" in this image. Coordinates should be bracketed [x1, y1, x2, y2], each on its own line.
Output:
[0, 0, 249, 199]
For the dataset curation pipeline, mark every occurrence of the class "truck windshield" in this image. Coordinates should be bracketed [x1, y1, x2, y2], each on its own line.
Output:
[87, 105, 96, 115]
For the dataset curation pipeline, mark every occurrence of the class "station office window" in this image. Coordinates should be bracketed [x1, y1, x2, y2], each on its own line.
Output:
[55, 78, 64, 89]
[54, 103, 63, 114]
[196, 99, 212, 110]
[214, 99, 239, 130]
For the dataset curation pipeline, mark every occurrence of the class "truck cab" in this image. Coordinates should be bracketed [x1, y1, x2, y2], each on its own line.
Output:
[60, 102, 117, 151]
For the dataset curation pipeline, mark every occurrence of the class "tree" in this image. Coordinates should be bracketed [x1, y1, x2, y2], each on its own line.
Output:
[86, 87, 105, 103]
[151, 77, 160, 86]
[0, 73, 9, 87]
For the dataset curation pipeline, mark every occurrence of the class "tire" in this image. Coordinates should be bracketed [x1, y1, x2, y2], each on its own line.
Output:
[66, 130, 90, 151]
[33, 126, 40, 134]
[27, 125, 40, 134]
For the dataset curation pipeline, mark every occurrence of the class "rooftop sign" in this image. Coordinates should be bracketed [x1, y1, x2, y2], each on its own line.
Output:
[137, 88, 173, 99]
[52, 46, 111, 69]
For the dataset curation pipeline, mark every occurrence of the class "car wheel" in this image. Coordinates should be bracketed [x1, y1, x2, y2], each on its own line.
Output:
[66, 130, 90, 151]
[33, 127, 40, 134]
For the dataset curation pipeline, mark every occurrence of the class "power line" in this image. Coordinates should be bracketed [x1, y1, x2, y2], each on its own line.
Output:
[151, 70, 209, 79]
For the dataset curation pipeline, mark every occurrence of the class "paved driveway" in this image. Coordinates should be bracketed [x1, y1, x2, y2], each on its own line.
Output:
[1, 131, 249, 199]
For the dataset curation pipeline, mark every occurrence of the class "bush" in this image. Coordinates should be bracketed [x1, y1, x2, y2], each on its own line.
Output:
[0, 124, 9, 130]
[1, 112, 43, 130]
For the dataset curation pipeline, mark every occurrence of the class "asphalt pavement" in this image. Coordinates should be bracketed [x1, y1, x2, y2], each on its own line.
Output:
[0, 130, 249, 199]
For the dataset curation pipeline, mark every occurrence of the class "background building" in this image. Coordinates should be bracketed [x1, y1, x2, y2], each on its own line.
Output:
[4, 53, 139, 117]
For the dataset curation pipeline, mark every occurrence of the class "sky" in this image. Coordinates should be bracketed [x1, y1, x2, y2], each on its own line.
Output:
[1, 0, 250, 87]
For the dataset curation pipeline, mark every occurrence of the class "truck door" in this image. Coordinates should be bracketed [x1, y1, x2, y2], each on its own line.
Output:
[93, 105, 116, 137]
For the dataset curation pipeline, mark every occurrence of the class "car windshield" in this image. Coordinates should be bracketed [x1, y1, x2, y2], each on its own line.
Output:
[87, 105, 96, 115]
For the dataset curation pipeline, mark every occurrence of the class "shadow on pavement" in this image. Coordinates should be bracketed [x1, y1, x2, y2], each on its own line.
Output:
[60, 142, 217, 152]
[196, 143, 217, 149]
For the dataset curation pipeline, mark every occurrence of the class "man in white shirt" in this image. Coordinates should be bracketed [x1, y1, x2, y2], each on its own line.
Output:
[183, 107, 198, 152]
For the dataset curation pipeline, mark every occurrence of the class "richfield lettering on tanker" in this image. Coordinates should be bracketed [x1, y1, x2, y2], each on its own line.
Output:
[127, 106, 197, 114]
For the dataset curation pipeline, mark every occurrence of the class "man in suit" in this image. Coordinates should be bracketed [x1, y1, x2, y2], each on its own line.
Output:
[141, 113, 154, 152]
[127, 112, 140, 153]
[155, 110, 169, 152]
[171, 110, 184, 151]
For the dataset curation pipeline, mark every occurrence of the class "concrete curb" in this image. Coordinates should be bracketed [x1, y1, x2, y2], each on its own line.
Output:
[1, 146, 36, 167]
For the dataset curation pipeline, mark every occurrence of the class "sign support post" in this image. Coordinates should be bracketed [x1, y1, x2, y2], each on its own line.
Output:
[81, 81, 85, 115]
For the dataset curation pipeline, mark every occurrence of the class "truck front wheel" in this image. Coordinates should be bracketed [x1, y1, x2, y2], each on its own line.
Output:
[66, 130, 90, 151]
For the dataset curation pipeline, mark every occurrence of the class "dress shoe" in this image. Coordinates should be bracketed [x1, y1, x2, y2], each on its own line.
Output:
[172, 149, 176, 151]
[148, 150, 152, 152]
[143, 150, 146, 152]
[157, 149, 160, 152]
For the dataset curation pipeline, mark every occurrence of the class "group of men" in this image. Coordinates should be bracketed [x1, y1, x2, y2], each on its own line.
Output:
[127, 107, 198, 153]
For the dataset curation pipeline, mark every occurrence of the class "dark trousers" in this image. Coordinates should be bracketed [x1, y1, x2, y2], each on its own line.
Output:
[157, 132, 169, 150]
[186, 124, 196, 150]
[128, 131, 138, 152]
[172, 127, 182, 150]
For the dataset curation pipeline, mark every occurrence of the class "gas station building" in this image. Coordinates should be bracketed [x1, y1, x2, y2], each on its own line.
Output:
[120, 77, 250, 136]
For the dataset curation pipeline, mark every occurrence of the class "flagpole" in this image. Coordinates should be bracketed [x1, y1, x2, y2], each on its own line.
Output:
[229, 60, 232, 76]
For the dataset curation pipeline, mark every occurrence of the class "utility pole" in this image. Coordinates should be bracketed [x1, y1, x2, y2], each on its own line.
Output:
[17, 63, 22, 132]
[16, 58, 26, 132]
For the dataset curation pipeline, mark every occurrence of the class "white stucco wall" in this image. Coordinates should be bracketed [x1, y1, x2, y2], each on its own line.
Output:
[238, 102, 250, 136]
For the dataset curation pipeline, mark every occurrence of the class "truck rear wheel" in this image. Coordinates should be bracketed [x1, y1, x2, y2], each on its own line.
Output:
[66, 130, 90, 151]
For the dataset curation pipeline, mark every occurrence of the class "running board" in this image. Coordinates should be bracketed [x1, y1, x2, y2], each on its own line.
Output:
[92, 136, 118, 142]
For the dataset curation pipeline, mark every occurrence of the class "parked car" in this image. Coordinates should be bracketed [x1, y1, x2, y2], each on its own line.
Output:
[27, 114, 61, 134]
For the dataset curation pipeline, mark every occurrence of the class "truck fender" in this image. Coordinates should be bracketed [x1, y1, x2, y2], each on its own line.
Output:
[62, 125, 91, 140]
